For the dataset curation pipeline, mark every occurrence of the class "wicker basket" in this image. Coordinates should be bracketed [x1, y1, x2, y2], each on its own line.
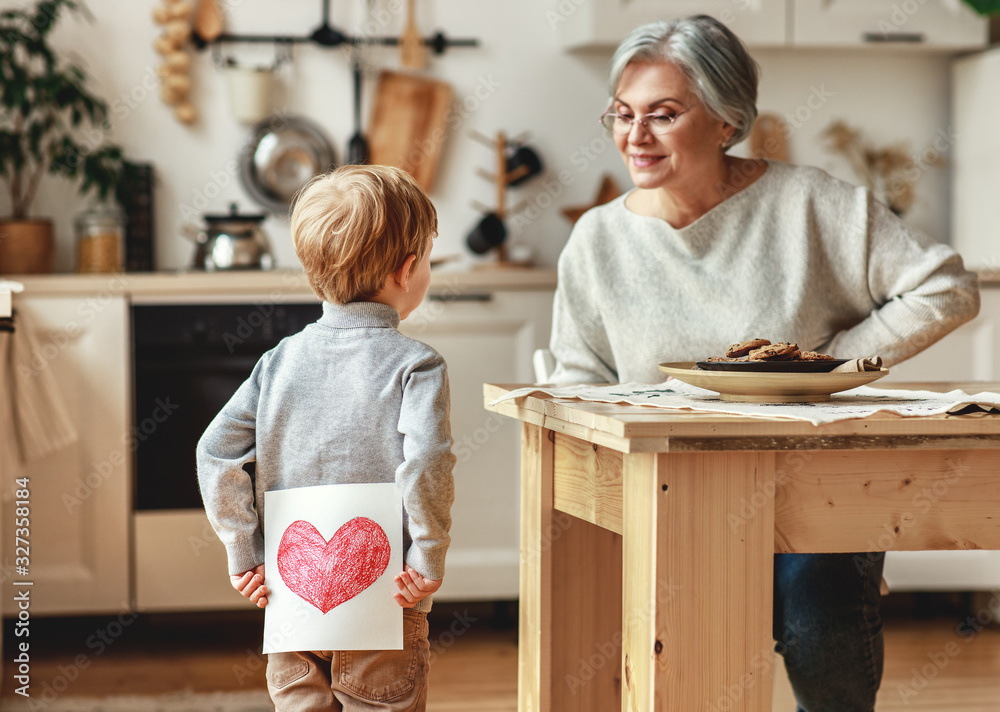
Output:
[0, 219, 55, 274]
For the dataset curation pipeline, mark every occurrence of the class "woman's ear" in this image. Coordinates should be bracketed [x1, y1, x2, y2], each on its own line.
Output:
[720, 123, 736, 148]
[393, 254, 418, 291]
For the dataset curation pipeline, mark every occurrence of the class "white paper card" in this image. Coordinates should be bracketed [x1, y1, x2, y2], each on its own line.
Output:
[262, 482, 403, 654]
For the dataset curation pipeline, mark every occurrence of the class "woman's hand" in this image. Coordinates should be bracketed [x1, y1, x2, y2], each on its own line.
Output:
[393, 566, 441, 608]
[231, 564, 268, 608]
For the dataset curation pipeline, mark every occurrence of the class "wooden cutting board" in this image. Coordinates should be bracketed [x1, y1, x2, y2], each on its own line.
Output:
[367, 71, 453, 193]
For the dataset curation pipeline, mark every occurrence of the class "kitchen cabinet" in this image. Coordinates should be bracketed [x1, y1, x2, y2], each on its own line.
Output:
[881, 285, 1000, 592]
[951, 45, 1000, 272]
[555, 0, 986, 50]
[399, 289, 554, 600]
[792, 0, 987, 49]
[554, 0, 787, 50]
[885, 285, 1000, 383]
[1, 296, 131, 615]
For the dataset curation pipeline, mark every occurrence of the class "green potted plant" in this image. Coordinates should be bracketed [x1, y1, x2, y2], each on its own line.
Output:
[963, 0, 1000, 14]
[0, 0, 135, 273]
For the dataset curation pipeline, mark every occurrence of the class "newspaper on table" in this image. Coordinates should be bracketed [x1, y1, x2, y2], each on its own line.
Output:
[489, 380, 1000, 426]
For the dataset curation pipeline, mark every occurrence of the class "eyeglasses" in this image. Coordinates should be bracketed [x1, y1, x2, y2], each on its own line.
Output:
[599, 109, 691, 136]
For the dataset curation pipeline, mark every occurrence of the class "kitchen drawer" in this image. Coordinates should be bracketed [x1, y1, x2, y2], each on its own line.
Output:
[134, 509, 257, 612]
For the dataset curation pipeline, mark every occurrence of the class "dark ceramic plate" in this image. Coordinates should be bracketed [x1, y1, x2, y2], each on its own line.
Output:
[695, 359, 849, 373]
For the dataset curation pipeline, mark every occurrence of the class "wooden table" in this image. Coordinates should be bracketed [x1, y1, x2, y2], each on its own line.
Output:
[483, 382, 1000, 712]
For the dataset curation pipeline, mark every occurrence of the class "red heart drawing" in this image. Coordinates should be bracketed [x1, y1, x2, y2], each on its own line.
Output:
[277, 517, 391, 614]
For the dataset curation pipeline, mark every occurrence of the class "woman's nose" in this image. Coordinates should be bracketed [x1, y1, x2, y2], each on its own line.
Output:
[628, 119, 653, 143]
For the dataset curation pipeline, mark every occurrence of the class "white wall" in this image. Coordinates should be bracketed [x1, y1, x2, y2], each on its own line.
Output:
[3, 1, 961, 273]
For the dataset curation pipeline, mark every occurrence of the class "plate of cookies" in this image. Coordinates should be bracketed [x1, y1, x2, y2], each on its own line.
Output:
[697, 339, 846, 373]
[658, 339, 888, 403]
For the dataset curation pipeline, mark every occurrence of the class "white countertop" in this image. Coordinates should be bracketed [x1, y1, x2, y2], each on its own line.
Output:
[6, 267, 996, 300]
[4, 266, 558, 300]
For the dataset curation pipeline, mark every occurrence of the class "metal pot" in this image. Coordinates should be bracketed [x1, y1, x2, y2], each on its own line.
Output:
[185, 203, 274, 270]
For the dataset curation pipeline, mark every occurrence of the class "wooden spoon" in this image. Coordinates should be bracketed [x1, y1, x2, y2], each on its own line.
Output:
[194, 0, 224, 42]
[400, 0, 425, 70]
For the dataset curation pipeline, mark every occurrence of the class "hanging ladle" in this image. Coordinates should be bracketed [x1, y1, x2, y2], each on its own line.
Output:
[310, 0, 347, 46]
[347, 48, 368, 164]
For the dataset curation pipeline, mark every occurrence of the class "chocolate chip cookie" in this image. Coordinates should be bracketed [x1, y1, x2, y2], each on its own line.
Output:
[748, 342, 801, 361]
[725, 338, 771, 358]
[799, 350, 836, 361]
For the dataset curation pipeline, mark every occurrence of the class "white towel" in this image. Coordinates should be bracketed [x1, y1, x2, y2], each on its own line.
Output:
[0, 307, 79, 493]
[831, 356, 884, 372]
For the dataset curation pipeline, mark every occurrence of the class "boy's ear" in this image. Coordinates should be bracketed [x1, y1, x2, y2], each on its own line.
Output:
[393, 254, 418, 291]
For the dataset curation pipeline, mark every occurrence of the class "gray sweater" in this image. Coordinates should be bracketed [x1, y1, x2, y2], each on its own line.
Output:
[550, 160, 981, 384]
[196, 301, 456, 612]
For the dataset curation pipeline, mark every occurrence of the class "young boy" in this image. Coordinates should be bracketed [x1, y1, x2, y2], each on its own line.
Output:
[196, 164, 456, 711]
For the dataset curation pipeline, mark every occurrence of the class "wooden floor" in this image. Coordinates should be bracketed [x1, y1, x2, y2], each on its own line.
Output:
[2, 596, 999, 711]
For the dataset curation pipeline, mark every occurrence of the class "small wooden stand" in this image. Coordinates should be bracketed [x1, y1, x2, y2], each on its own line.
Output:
[470, 130, 533, 268]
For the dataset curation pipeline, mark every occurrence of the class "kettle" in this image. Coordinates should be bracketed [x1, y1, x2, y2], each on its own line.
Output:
[185, 202, 274, 270]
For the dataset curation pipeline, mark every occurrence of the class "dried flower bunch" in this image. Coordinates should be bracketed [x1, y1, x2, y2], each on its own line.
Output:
[821, 119, 945, 217]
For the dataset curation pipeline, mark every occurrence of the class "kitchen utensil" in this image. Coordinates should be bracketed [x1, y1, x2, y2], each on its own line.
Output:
[347, 55, 368, 164]
[400, 0, 426, 70]
[183, 202, 274, 270]
[505, 143, 543, 187]
[239, 115, 336, 214]
[658, 362, 888, 402]
[224, 64, 275, 124]
[310, 0, 347, 46]
[194, 0, 224, 42]
[466, 212, 506, 254]
[367, 71, 452, 192]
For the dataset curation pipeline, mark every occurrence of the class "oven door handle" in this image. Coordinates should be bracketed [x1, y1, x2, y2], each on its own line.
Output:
[135, 356, 263, 373]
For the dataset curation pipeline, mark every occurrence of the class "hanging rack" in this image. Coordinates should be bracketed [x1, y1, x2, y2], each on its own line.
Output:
[192, 0, 478, 56]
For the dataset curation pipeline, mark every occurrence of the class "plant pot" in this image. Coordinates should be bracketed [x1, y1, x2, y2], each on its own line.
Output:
[0, 219, 55, 274]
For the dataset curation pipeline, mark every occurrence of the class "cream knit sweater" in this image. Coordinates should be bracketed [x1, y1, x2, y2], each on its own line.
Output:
[550, 160, 980, 384]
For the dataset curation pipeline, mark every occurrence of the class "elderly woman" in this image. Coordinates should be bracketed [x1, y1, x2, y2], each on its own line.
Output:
[549, 14, 979, 712]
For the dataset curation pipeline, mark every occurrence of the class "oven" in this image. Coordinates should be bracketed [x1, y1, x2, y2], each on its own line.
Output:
[130, 299, 323, 611]
[131, 301, 322, 510]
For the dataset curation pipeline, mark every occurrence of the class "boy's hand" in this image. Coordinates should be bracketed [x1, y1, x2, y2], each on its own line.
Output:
[231, 564, 268, 608]
[393, 566, 441, 608]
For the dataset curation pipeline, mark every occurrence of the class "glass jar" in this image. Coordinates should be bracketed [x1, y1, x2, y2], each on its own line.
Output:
[75, 202, 125, 273]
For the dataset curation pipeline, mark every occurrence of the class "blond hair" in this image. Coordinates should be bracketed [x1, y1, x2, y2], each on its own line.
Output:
[291, 165, 437, 304]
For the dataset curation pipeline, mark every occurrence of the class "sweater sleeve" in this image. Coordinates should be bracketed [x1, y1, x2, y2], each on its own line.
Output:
[824, 192, 980, 366]
[396, 353, 456, 581]
[549, 216, 619, 385]
[196, 357, 265, 576]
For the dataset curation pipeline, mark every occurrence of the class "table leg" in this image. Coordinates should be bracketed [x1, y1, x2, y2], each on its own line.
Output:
[622, 451, 775, 712]
[519, 424, 623, 712]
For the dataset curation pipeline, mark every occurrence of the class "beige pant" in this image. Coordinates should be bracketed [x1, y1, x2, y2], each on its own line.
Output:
[266, 610, 430, 712]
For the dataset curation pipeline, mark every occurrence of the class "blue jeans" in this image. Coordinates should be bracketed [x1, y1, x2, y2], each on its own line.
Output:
[773, 552, 885, 712]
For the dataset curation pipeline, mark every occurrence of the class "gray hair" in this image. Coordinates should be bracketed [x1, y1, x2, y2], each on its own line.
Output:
[608, 15, 759, 150]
